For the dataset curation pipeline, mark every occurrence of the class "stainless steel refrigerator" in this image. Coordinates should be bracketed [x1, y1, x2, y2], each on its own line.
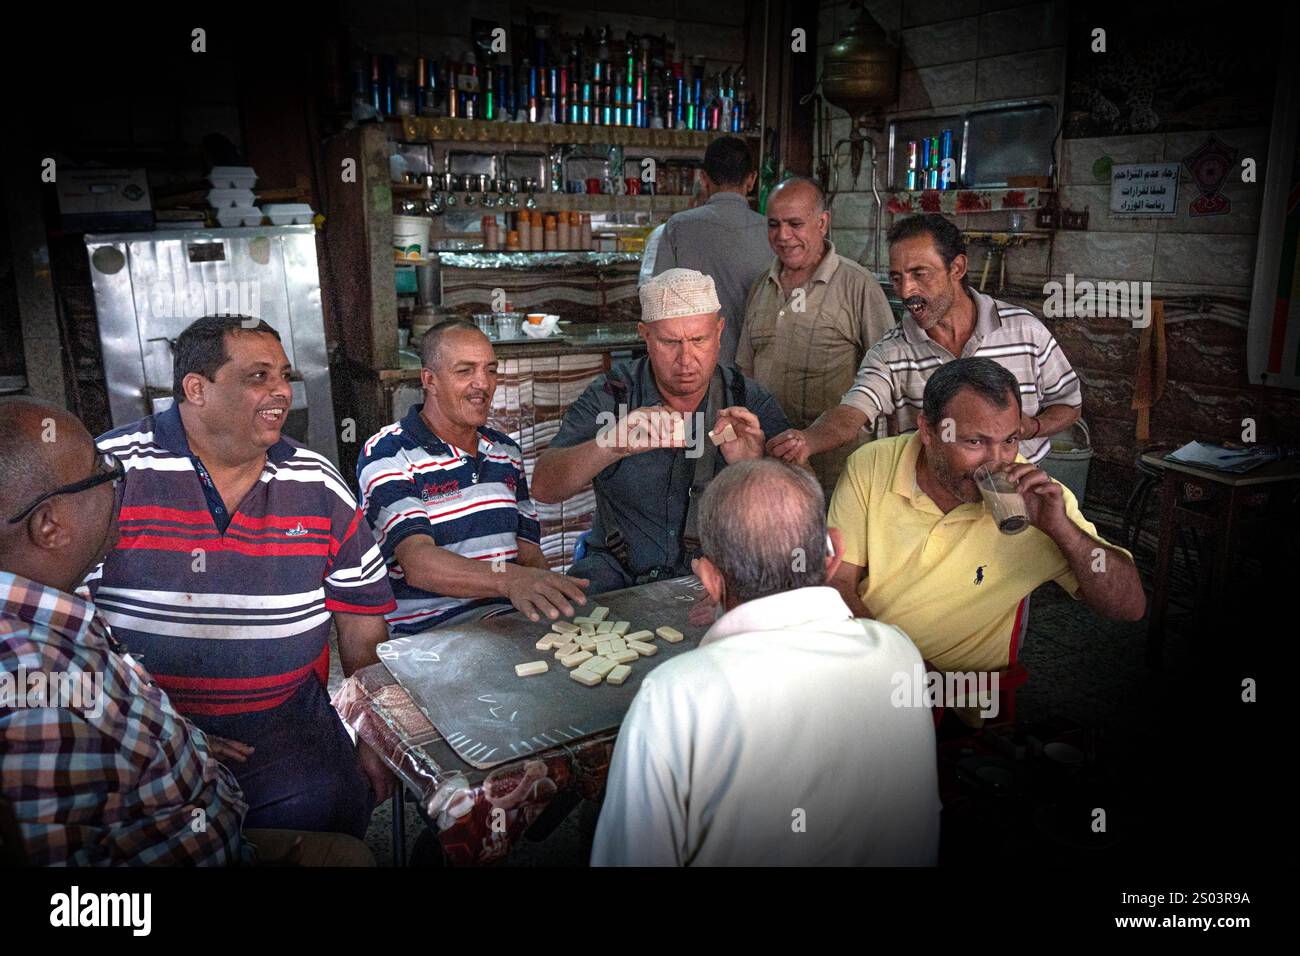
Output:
[84, 225, 338, 465]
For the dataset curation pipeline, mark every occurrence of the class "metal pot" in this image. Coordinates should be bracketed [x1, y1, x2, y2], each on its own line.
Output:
[821, 5, 900, 122]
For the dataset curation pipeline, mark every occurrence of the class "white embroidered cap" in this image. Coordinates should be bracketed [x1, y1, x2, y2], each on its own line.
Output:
[638, 268, 722, 322]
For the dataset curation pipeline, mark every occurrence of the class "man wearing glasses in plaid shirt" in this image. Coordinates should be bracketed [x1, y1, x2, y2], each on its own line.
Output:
[0, 398, 370, 865]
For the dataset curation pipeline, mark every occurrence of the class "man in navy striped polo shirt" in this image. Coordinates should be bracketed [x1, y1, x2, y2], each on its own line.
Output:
[358, 320, 588, 636]
[89, 316, 396, 840]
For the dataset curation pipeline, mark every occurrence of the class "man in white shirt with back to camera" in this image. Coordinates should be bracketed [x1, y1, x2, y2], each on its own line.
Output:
[591, 458, 940, 866]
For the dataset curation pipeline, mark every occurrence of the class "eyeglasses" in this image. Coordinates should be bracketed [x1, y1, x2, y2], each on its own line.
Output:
[6, 451, 126, 524]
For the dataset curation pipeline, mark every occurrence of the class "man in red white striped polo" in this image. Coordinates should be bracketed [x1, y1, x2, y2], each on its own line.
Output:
[89, 316, 396, 839]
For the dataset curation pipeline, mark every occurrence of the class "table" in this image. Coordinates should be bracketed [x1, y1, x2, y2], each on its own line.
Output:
[332, 576, 709, 865]
[1142, 451, 1300, 666]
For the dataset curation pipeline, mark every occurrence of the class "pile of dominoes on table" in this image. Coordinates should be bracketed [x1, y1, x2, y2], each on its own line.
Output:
[512, 605, 684, 687]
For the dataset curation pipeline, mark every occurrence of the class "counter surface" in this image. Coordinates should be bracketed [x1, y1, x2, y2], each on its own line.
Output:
[379, 323, 645, 379]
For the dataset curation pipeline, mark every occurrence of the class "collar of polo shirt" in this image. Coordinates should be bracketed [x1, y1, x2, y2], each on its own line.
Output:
[154, 402, 295, 464]
[766, 239, 840, 291]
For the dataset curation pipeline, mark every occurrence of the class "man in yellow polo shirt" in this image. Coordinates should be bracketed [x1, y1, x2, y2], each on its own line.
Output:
[827, 357, 1145, 673]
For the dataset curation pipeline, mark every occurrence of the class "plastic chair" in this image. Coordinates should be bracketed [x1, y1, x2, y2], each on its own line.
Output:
[572, 529, 591, 562]
[930, 594, 1031, 729]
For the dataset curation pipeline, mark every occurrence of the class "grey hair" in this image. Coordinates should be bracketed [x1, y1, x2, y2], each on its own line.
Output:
[697, 458, 829, 605]
[921, 356, 1022, 424]
[420, 318, 483, 370]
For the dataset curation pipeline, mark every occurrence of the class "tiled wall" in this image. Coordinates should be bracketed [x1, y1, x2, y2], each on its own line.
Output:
[814, 0, 1299, 516]
[812, 0, 1067, 269]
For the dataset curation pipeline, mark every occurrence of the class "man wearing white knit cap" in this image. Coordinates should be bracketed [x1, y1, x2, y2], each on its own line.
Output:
[533, 269, 792, 593]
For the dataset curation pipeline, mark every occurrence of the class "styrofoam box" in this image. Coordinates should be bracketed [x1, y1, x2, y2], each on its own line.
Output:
[208, 188, 256, 209]
[208, 166, 258, 189]
[263, 203, 315, 225]
[216, 206, 263, 227]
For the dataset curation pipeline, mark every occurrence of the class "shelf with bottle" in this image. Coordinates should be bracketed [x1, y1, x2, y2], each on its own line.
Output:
[388, 116, 756, 150]
[884, 187, 1041, 216]
[351, 27, 757, 141]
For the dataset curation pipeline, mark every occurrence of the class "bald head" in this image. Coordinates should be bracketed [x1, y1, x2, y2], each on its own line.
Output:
[0, 399, 90, 518]
[697, 459, 829, 606]
[766, 177, 831, 273]
[0, 397, 118, 592]
[768, 176, 827, 214]
[420, 319, 490, 372]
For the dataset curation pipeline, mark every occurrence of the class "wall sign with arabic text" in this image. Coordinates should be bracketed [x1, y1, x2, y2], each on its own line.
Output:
[1109, 163, 1179, 216]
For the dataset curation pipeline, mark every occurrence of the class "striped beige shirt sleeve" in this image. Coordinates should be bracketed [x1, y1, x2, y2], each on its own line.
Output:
[840, 339, 897, 422]
[1034, 325, 1082, 408]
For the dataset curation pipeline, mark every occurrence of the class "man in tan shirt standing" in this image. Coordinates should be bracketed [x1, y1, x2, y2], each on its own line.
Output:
[737, 177, 895, 496]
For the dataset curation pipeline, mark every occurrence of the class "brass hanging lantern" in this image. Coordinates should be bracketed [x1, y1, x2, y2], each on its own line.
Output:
[821, 2, 899, 126]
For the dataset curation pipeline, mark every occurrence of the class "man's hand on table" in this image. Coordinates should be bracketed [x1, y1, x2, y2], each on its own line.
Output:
[357, 738, 395, 804]
[688, 596, 717, 628]
[713, 406, 765, 463]
[501, 565, 590, 623]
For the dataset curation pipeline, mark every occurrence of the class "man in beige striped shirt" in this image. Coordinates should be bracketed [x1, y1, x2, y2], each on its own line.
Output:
[767, 213, 1081, 469]
[737, 177, 896, 495]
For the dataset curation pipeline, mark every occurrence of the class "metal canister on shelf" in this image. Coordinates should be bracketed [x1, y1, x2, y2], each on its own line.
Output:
[920, 137, 931, 171]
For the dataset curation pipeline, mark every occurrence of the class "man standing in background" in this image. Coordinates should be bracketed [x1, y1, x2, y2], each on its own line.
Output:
[738, 177, 895, 497]
[652, 135, 770, 366]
